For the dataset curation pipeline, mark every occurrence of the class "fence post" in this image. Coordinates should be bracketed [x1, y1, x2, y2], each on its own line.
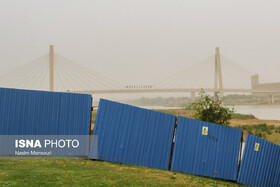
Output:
[237, 131, 244, 174]
[168, 117, 178, 170]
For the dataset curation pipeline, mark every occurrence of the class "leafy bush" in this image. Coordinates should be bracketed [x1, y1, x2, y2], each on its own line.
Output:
[189, 91, 234, 126]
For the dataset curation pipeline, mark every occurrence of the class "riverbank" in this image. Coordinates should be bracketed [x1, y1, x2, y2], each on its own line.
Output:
[121, 94, 280, 108]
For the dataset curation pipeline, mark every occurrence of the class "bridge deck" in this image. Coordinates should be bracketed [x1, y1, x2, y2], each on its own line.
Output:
[69, 88, 280, 94]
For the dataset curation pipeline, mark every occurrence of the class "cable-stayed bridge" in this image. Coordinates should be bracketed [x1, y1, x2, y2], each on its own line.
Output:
[0, 45, 279, 102]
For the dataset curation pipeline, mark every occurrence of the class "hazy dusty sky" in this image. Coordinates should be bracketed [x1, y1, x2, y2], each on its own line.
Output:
[1, 0, 280, 85]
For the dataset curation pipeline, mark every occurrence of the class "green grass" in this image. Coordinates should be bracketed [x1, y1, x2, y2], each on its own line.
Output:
[0, 159, 244, 187]
[235, 123, 275, 139]
[231, 113, 256, 120]
[234, 123, 280, 144]
[154, 109, 194, 118]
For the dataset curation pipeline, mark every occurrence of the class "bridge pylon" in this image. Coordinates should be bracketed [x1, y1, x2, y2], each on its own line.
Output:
[214, 47, 224, 99]
[49, 45, 54, 91]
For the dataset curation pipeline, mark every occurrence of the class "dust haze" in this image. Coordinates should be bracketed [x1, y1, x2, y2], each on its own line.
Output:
[1, 0, 280, 85]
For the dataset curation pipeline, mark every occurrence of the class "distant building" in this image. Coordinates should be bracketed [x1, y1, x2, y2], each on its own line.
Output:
[251, 75, 280, 96]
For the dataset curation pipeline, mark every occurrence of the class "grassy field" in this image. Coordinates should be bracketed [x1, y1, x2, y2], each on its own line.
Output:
[0, 159, 244, 187]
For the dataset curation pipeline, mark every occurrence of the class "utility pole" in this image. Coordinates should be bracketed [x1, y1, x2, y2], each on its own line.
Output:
[214, 47, 224, 99]
[49, 45, 54, 91]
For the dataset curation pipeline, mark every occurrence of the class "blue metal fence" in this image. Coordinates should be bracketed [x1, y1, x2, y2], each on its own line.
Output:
[3, 88, 279, 185]
[237, 134, 280, 187]
[171, 116, 242, 181]
[0, 87, 91, 135]
[88, 99, 176, 170]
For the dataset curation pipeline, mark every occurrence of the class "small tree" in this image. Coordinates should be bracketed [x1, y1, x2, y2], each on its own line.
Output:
[189, 90, 233, 126]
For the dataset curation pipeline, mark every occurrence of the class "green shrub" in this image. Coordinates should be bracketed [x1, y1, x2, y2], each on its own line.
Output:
[235, 123, 275, 139]
[275, 127, 280, 133]
[231, 113, 256, 119]
[189, 90, 233, 126]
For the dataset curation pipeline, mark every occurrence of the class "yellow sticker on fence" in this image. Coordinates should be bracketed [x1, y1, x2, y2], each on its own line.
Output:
[202, 126, 208, 135]
[254, 143, 260, 151]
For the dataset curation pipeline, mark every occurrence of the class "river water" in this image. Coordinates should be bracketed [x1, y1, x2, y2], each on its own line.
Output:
[232, 105, 280, 120]
[142, 105, 280, 120]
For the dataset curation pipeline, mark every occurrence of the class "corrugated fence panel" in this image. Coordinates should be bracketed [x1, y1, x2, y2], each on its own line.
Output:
[171, 116, 242, 181]
[237, 134, 280, 187]
[0, 87, 91, 135]
[88, 99, 176, 170]
[58, 93, 92, 135]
